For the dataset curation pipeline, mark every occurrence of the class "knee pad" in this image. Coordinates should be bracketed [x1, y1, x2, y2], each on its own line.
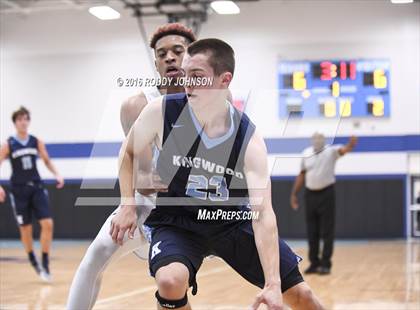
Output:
[155, 290, 188, 309]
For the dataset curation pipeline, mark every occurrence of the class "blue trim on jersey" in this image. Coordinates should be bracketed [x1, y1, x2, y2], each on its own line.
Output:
[13, 135, 30, 146]
[188, 103, 235, 149]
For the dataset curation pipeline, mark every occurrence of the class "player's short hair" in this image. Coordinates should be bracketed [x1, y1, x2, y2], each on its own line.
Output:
[150, 23, 196, 49]
[187, 38, 235, 76]
[12, 106, 30, 123]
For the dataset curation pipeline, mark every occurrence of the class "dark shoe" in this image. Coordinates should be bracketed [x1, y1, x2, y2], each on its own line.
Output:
[304, 265, 320, 274]
[318, 266, 331, 275]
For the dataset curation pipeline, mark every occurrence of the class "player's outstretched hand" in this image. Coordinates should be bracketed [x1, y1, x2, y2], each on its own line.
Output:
[0, 186, 5, 203]
[290, 194, 299, 211]
[110, 205, 138, 245]
[56, 175, 65, 189]
[349, 135, 358, 147]
[250, 284, 283, 310]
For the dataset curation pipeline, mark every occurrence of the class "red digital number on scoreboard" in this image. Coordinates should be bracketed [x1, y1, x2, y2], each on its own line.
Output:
[319, 61, 356, 81]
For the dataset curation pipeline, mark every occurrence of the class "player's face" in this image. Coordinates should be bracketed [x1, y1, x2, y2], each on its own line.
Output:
[312, 133, 325, 152]
[14, 114, 30, 133]
[182, 53, 231, 107]
[154, 35, 188, 80]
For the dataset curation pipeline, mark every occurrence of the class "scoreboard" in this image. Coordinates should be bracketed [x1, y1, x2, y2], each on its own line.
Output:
[278, 59, 390, 118]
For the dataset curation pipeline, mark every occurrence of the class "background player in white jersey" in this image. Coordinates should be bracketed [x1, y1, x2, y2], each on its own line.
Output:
[112, 39, 323, 309]
[0, 106, 64, 282]
[66, 23, 196, 310]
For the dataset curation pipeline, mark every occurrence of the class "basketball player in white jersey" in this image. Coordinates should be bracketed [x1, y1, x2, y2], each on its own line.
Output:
[66, 23, 196, 310]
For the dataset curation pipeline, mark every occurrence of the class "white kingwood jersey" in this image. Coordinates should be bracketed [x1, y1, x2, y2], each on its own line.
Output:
[134, 87, 161, 241]
[142, 86, 162, 105]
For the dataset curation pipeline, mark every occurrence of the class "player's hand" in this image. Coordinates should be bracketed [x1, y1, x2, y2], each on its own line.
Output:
[56, 175, 64, 189]
[110, 205, 138, 245]
[0, 186, 6, 203]
[349, 136, 358, 147]
[250, 283, 283, 310]
[290, 194, 299, 210]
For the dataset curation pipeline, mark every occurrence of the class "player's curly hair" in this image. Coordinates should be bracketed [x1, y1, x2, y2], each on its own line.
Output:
[12, 106, 30, 123]
[150, 23, 196, 49]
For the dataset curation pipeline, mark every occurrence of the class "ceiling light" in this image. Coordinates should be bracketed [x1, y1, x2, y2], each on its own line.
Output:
[211, 1, 240, 15]
[88, 6, 120, 20]
[390, 0, 413, 4]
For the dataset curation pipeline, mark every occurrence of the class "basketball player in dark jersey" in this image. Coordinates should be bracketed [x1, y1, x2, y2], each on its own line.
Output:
[0, 106, 64, 282]
[111, 39, 324, 309]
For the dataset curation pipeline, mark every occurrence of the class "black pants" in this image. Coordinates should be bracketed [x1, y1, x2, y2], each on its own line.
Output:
[304, 185, 335, 268]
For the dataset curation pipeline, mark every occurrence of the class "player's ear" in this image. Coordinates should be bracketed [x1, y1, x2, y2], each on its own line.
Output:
[221, 72, 233, 86]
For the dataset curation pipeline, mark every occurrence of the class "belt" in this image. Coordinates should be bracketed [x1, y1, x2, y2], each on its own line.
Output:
[306, 183, 334, 193]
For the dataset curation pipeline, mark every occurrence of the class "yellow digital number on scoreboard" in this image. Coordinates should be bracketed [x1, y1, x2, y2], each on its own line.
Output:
[332, 81, 340, 98]
[373, 69, 387, 89]
[339, 99, 351, 117]
[372, 99, 384, 116]
[293, 71, 306, 91]
[323, 100, 336, 117]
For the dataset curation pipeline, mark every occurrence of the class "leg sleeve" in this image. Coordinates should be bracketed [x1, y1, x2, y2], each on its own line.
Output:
[67, 206, 144, 310]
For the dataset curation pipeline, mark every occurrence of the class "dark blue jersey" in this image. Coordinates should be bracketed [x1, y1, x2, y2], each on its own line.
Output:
[147, 94, 302, 282]
[155, 93, 256, 217]
[8, 135, 41, 185]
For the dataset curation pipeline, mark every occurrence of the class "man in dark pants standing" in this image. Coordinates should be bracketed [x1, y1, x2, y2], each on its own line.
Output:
[290, 133, 357, 275]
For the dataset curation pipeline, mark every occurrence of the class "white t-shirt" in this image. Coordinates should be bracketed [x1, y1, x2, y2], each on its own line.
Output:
[142, 87, 161, 168]
[134, 87, 161, 206]
[301, 144, 342, 191]
[142, 86, 161, 104]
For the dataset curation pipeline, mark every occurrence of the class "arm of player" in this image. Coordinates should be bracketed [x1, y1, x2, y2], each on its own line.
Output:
[120, 92, 149, 137]
[244, 130, 283, 310]
[290, 170, 305, 210]
[0, 142, 10, 203]
[119, 92, 167, 195]
[338, 136, 358, 156]
[111, 96, 164, 245]
[38, 139, 64, 189]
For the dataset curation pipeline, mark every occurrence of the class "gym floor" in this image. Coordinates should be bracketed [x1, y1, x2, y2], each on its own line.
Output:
[1, 240, 419, 309]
